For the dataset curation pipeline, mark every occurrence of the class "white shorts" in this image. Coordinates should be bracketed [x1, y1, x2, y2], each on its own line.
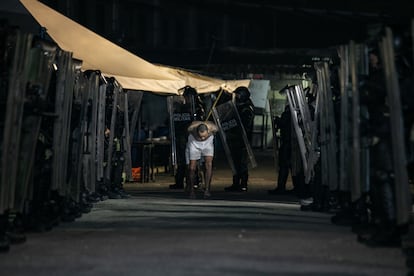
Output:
[185, 134, 214, 164]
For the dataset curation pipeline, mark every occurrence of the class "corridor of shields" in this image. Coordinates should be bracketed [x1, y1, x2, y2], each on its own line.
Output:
[0, 25, 136, 251]
[267, 25, 414, 250]
[0, 17, 413, 273]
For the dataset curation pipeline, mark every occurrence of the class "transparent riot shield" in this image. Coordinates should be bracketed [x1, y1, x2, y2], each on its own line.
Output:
[315, 62, 338, 191]
[212, 100, 257, 175]
[128, 91, 144, 148]
[120, 90, 133, 182]
[68, 70, 85, 202]
[283, 84, 319, 184]
[14, 38, 58, 213]
[338, 42, 371, 201]
[104, 79, 121, 184]
[96, 81, 107, 183]
[51, 50, 75, 200]
[83, 72, 99, 195]
[379, 28, 411, 225]
[167, 94, 197, 167]
[0, 32, 32, 213]
[349, 42, 363, 201]
[338, 45, 352, 193]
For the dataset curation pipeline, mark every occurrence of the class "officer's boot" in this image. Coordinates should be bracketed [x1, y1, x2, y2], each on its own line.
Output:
[170, 165, 185, 189]
[268, 166, 289, 194]
[240, 173, 248, 192]
[224, 175, 240, 192]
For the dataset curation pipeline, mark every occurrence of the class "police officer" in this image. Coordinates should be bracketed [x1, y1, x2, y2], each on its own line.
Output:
[268, 104, 293, 195]
[224, 86, 255, 192]
[170, 86, 205, 189]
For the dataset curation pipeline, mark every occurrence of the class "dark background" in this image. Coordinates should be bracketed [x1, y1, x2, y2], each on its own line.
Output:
[1, 0, 411, 77]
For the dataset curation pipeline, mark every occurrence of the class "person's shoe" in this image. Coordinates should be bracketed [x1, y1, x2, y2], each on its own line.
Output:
[300, 197, 313, 207]
[203, 191, 211, 199]
[240, 186, 248, 192]
[169, 184, 184, 189]
[224, 185, 241, 192]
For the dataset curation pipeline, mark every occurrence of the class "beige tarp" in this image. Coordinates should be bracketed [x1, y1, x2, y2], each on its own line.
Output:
[19, 0, 250, 94]
[19, 0, 185, 94]
[158, 65, 251, 94]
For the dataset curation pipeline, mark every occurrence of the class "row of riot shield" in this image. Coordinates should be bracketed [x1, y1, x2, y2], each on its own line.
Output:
[0, 32, 57, 215]
[333, 24, 413, 246]
[378, 28, 411, 226]
[282, 84, 320, 185]
[0, 29, 135, 245]
[337, 42, 370, 202]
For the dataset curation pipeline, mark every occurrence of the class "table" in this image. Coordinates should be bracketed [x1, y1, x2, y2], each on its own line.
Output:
[133, 139, 171, 182]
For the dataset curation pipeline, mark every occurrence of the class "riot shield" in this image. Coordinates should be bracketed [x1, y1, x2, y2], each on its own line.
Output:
[338, 42, 371, 200]
[315, 62, 338, 191]
[338, 45, 350, 193]
[13, 38, 58, 212]
[167, 95, 196, 167]
[51, 50, 75, 199]
[120, 90, 133, 182]
[212, 100, 257, 175]
[104, 79, 121, 184]
[283, 84, 318, 184]
[379, 28, 411, 225]
[128, 91, 144, 147]
[68, 70, 85, 202]
[1, 33, 33, 213]
[96, 81, 107, 183]
[83, 72, 99, 195]
[349, 42, 362, 201]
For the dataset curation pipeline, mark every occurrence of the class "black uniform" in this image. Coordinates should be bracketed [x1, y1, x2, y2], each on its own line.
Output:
[170, 86, 205, 189]
[268, 105, 292, 194]
[224, 87, 255, 192]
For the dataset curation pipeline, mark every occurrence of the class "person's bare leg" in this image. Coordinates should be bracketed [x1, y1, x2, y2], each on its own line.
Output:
[188, 160, 198, 198]
[203, 156, 213, 198]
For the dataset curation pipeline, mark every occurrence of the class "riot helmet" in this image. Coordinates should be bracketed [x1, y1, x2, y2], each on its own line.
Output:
[234, 86, 251, 103]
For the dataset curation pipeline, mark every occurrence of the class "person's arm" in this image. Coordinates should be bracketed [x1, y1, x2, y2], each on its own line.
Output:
[187, 120, 202, 133]
[205, 121, 218, 134]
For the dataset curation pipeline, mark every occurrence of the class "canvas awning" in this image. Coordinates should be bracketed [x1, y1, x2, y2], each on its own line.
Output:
[158, 65, 251, 94]
[19, 0, 185, 94]
[19, 0, 251, 95]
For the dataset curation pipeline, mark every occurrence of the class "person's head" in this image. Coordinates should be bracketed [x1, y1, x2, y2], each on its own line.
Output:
[196, 123, 209, 140]
[183, 86, 197, 97]
[234, 86, 251, 103]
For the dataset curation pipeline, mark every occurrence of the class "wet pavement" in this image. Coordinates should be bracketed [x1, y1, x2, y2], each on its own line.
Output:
[0, 150, 409, 275]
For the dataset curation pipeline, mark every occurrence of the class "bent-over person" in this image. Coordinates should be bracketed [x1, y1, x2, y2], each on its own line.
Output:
[185, 120, 218, 198]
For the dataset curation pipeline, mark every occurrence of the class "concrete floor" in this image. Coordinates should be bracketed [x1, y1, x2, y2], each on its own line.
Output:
[0, 150, 409, 275]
